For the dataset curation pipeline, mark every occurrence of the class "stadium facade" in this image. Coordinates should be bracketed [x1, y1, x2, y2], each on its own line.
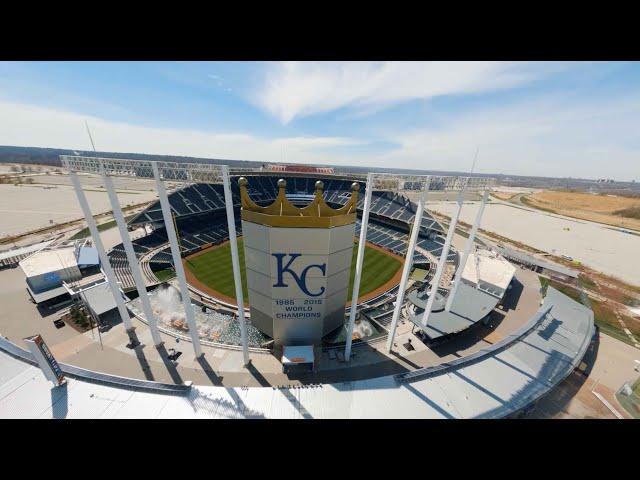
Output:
[55, 157, 508, 359]
[239, 178, 358, 346]
[0, 156, 599, 419]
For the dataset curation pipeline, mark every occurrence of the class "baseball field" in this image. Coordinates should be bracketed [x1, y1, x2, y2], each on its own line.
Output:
[183, 237, 403, 305]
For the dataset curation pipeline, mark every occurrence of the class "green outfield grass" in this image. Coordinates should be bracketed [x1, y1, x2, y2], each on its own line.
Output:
[184, 237, 402, 301]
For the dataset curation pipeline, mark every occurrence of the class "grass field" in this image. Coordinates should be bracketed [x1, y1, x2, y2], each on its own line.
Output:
[153, 267, 176, 282]
[522, 190, 640, 231]
[184, 237, 402, 302]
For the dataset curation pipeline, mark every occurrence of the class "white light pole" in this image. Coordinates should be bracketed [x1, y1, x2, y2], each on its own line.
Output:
[222, 166, 249, 366]
[386, 177, 431, 353]
[445, 189, 489, 312]
[103, 165, 163, 347]
[69, 171, 134, 332]
[345, 173, 373, 361]
[152, 162, 203, 358]
[421, 183, 466, 327]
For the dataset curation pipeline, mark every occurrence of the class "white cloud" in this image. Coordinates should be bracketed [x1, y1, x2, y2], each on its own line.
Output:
[372, 93, 640, 180]
[0, 100, 362, 164]
[1, 89, 638, 181]
[253, 61, 557, 124]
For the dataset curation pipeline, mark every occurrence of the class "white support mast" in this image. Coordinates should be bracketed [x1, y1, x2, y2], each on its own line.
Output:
[152, 162, 204, 358]
[103, 166, 163, 347]
[420, 184, 466, 327]
[344, 173, 373, 361]
[445, 189, 489, 312]
[386, 177, 431, 353]
[221, 166, 250, 366]
[69, 171, 134, 332]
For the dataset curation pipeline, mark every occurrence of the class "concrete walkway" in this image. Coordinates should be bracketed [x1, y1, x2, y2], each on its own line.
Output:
[0, 264, 544, 388]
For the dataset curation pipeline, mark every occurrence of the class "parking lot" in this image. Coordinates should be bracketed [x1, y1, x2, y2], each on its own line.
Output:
[428, 200, 640, 287]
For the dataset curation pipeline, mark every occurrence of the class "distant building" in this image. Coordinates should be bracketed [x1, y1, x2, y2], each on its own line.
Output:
[263, 163, 335, 174]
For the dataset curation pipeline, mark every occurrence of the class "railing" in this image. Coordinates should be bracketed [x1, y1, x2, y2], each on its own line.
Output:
[0, 335, 192, 395]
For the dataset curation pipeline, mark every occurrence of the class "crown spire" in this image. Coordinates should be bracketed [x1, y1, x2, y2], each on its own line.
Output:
[239, 177, 359, 228]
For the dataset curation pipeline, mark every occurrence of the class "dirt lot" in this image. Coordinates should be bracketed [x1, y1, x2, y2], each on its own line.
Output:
[523, 190, 640, 231]
[0, 175, 158, 240]
[429, 200, 640, 288]
[491, 192, 517, 201]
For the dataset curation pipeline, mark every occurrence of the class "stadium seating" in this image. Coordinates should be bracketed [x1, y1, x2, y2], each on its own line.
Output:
[114, 174, 456, 294]
[129, 175, 442, 234]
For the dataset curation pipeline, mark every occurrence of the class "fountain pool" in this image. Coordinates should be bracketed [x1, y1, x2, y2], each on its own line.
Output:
[127, 284, 270, 348]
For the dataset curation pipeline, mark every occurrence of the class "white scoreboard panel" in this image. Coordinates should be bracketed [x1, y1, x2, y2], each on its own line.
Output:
[242, 220, 355, 346]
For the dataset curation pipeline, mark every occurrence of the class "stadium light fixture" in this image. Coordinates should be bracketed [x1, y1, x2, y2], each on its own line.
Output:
[102, 166, 164, 347]
[62, 155, 254, 364]
[62, 155, 497, 366]
[339, 171, 494, 356]
[152, 161, 204, 358]
[345, 173, 373, 361]
[386, 177, 431, 353]
[419, 180, 468, 328]
[445, 189, 490, 312]
[68, 170, 135, 333]
[222, 165, 250, 366]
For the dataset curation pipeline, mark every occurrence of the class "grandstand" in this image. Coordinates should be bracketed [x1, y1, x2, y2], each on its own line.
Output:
[0, 154, 605, 420]
[115, 175, 452, 270]
[106, 173, 459, 341]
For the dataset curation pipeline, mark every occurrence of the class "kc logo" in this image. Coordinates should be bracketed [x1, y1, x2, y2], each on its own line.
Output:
[272, 253, 326, 297]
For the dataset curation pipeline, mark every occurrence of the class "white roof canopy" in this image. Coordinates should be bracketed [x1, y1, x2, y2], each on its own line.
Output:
[462, 249, 516, 290]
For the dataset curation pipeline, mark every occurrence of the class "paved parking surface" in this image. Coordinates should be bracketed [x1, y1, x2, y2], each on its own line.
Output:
[429, 200, 640, 287]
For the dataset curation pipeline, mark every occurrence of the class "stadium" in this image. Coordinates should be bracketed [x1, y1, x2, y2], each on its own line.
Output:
[0, 156, 599, 419]
[109, 170, 457, 348]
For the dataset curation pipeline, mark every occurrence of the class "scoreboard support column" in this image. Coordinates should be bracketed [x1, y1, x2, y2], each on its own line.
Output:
[222, 166, 250, 366]
[420, 183, 467, 328]
[445, 189, 489, 312]
[386, 177, 431, 353]
[69, 171, 134, 333]
[345, 173, 373, 361]
[152, 161, 204, 358]
[103, 163, 163, 347]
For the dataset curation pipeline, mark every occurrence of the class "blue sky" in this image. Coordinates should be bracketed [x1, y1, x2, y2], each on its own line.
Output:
[0, 61, 638, 180]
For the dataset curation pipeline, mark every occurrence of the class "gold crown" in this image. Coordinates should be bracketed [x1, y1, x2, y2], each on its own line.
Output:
[239, 177, 359, 228]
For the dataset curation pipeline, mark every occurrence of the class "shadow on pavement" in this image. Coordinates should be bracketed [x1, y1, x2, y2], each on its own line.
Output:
[196, 354, 224, 386]
[156, 344, 183, 385]
[246, 360, 272, 387]
[127, 330, 155, 381]
[390, 349, 422, 369]
[501, 277, 524, 311]
[278, 387, 314, 419]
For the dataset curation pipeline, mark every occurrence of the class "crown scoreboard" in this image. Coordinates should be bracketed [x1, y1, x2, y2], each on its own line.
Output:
[239, 178, 358, 346]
